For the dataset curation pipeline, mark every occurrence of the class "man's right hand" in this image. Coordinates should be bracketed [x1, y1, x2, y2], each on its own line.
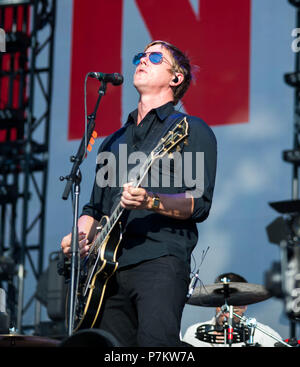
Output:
[60, 231, 90, 258]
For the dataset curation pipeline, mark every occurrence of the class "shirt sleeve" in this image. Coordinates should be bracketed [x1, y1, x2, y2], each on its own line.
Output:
[183, 117, 217, 223]
[80, 178, 108, 222]
[80, 135, 113, 221]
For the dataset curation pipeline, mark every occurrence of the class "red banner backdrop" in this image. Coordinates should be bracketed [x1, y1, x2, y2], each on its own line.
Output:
[68, 0, 123, 140]
[0, 5, 30, 142]
[69, 0, 251, 140]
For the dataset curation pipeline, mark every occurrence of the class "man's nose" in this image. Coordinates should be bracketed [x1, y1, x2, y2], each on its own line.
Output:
[140, 54, 149, 64]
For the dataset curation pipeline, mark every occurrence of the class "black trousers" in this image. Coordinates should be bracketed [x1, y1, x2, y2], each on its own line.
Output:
[97, 255, 190, 347]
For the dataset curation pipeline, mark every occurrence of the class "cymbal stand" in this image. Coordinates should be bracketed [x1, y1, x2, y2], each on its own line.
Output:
[221, 304, 291, 347]
[218, 304, 235, 347]
[220, 278, 234, 347]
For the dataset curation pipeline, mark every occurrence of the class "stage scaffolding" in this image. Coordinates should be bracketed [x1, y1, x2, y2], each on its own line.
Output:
[0, 0, 56, 333]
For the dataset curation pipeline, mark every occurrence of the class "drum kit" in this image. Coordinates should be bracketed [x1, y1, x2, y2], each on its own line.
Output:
[0, 278, 295, 347]
[187, 278, 293, 347]
[0, 330, 60, 347]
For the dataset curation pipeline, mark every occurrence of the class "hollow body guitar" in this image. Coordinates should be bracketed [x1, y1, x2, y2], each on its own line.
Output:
[68, 117, 189, 332]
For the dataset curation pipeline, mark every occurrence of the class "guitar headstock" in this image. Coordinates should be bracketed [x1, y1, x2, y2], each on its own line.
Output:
[152, 117, 189, 159]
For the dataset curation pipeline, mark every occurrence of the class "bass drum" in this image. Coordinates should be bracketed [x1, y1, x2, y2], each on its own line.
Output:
[0, 333, 59, 347]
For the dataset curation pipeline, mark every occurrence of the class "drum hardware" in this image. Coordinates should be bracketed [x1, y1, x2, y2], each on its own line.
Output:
[196, 322, 250, 345]
[187, 279, 272, 307]
[188, 279, 292, 347]
[246, 318, 256, 345]
[220, 304, 291, 347]
[0, 332, 59, 347]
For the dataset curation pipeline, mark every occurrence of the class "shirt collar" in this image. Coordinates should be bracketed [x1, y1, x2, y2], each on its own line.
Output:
[125, 101, 175, 125]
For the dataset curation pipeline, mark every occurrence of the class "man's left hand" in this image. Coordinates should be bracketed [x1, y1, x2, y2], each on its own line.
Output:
[120, 183, 151, 210]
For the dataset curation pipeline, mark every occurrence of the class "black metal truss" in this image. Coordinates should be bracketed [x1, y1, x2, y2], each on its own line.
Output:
[0, 0, 56, 333]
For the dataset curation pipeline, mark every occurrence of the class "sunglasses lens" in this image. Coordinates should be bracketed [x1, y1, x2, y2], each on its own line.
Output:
[132, 53, 145, 65]
[149, 52, 163, 64]
[132, 52, 164, 65]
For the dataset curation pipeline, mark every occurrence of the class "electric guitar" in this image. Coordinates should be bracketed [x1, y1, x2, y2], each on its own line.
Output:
[68, 117, 189, 332]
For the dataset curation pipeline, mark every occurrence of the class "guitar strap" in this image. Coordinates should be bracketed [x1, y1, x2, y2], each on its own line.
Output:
[102, 110, 189, 217]
[135, 110, 188, 156]
[118, 110, 189, 227]
[99, 110, 188, 156]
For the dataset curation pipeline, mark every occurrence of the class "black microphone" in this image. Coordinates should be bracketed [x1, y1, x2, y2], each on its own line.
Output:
[88, 72, 123, 86]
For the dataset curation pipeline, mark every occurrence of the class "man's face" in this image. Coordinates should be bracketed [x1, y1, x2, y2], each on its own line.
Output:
[215, 305, 247, 326]
[133, 44, 174, 94]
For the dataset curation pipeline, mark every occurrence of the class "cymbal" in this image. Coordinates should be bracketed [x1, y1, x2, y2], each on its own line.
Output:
[187, 282, 272, 307]
[0, 334, 60, 347]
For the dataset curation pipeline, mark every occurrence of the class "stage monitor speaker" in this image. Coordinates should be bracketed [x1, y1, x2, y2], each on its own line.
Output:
[59, 329, 121, 347]
[36, 251, 67, 321]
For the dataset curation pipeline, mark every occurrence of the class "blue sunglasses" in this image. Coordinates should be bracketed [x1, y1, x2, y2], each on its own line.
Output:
[132, 51, 172, 66]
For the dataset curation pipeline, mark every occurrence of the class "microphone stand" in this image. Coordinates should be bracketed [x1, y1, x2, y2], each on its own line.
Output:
[61, 81, 107, 336]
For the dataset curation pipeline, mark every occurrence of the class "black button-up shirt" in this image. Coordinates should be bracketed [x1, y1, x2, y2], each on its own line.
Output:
[81, 102, 217, 269]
